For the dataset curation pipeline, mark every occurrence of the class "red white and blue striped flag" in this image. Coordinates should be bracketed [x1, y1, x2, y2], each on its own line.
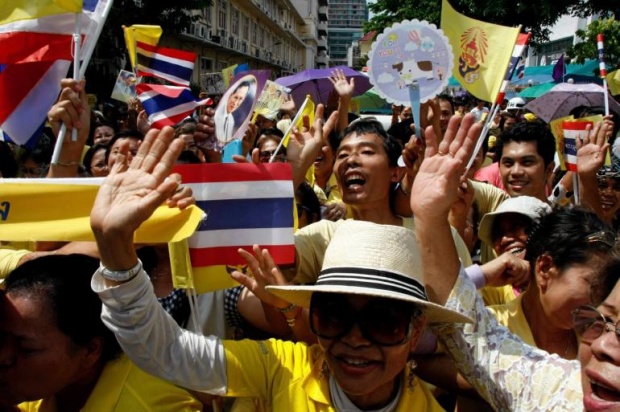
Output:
[0, 0, 110, 146]
[174, 163, 295, 269]
[497, 32, 531, 104]
[137, 83, 211, 129]
[137, 43, 196, 86]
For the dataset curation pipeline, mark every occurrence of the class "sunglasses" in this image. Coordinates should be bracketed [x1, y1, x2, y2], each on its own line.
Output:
[572, 305, 620, 343]
[309, 292, 419, 346]
[259, 150, 286, 162]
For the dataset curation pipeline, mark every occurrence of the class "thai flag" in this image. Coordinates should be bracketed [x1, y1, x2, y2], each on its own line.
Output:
[137, 83, 211, 129]
[496, 33, 531, 104]
[136, 43, 196, 86]
[173, 163, 295, 268]
[516, 60, 525, 79]
[0, 0, 110, 147]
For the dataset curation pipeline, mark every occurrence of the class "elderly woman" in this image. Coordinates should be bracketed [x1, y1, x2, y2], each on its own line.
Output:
[412, 113, 620, 411]
[89, 126, 472, 410]
[0, 254, 202, 411]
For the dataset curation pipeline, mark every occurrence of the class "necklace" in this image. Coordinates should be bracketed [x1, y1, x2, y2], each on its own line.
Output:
[563, 332, 575, 358]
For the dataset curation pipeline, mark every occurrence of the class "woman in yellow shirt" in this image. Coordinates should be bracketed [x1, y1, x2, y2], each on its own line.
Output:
[0, 254, 202, 412]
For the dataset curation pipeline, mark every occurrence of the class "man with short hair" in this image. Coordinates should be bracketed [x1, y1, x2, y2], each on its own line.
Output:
[495, 121, 555, 202]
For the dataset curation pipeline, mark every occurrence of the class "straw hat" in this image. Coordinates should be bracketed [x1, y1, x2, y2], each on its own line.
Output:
[267, 220, 472, 324]
[478, 196, 551, 246]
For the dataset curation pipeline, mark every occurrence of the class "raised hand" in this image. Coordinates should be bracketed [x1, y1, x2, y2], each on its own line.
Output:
[47, 79, 89, 138]
[576, 120, 612, 176]
[328, 68, 355, 99]
[286, 104, 338, 188]
[410, 114, 482, 221]
[91, 127, 186, 269]
[230, 245, 291, 309]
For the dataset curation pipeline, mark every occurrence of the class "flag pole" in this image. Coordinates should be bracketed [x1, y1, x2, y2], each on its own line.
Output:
[52, 13, 82, 164]
[597, 34, 610, 116]
[79, 0, 115, 78]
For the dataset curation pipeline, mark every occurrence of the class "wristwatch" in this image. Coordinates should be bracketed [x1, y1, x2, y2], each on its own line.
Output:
[99, 260, 143, 282]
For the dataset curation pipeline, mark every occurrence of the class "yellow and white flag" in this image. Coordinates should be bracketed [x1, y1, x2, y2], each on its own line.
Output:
[441, 0, 520, 102]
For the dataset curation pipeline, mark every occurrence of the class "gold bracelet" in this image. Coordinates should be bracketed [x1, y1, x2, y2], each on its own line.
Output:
[56, 160, 80, 167]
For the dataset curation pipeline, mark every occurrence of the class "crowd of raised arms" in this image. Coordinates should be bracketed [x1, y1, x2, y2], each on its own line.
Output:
[2, 65, 620, 412]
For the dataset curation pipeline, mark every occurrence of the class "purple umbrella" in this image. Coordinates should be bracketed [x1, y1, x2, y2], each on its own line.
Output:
[524, 83, 620, 123]
[275, 66, 372, 108]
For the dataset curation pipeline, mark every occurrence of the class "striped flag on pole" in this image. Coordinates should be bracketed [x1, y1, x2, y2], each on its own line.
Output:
[174, 163, 295, 268]
[497, 32, 531, 104]
[136, 44, 196, 86]
[137, 83, 211, 129]
[0, 0, 111, 146]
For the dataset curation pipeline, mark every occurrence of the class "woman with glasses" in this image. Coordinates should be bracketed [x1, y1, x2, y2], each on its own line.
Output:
[89, 129, 472, 411]
[412, 113, 620, 411]
[255, 128, 286, 163]
[82, 143, 110, 177]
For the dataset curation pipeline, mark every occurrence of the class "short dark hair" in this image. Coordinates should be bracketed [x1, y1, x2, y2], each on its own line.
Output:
[5, 254, 122, 363]
[525, 206, 614, 273]
[336, 118, 402, 167]
[496, 121, 555, 167]
[437, 94, 455, 113]
[105, 130, 144, 163]
[82, 143, 108, 175]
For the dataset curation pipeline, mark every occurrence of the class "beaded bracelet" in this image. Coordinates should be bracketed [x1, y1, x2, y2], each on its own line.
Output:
[276, 302, 297, 314]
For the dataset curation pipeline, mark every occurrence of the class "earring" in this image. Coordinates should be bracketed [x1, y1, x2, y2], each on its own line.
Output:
[318, 360, 329, 380]
[406, 358, 417, 390]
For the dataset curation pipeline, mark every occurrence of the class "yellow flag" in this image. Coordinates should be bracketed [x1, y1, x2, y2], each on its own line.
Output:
[0, 180, 202, 243]
[123, 25, 162, 70]
[52, 0, 82, 12]
[440, 0, 520, 102]
[3, 0, 82, 23]
[607, 69, 620, 96]
[282, 96, 315, 147]
[221, 64, 238, 88]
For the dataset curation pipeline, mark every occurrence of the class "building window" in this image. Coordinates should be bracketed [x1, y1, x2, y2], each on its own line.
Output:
[231, 8, 239, 36]
[251, 21, 257, 45]
[218, 0, 227, 29]
[200, 58, 212, 71]
[259, 28, 264, 48]
[242, 15, 249, 40]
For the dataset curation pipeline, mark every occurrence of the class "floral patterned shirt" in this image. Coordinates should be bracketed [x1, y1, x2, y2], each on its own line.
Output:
[431, 268, 584, 411]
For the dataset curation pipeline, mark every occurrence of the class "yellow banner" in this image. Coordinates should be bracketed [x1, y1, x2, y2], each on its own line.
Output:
[440, 0, 520, 102]
[123, 24, 162, 70]
[0, 180, 203, 243]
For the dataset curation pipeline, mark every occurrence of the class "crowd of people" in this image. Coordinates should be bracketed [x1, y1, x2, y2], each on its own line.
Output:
[1, 65, 620, 412]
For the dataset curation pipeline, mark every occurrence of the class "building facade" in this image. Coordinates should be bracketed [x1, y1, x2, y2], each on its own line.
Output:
[168, 0, 324, 90]
[292, 0, 330, 69]
[327, 0, 368, 66]
[526, 14, 599, 67]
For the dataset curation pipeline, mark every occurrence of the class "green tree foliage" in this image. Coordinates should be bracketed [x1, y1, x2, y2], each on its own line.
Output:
[566, 19, 620, 69]
[365, 0, 613, 45]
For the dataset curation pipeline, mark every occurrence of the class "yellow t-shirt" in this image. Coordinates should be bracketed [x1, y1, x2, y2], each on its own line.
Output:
[0, 248, 30, 280]
[293, 217, 472, 285]
[224, 339, 444, 411]
[18, 355, 202, 412]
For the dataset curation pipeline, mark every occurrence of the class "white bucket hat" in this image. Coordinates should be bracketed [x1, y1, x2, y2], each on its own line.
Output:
[478, 196, 552, 246]
[268, 220, 472, 324]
